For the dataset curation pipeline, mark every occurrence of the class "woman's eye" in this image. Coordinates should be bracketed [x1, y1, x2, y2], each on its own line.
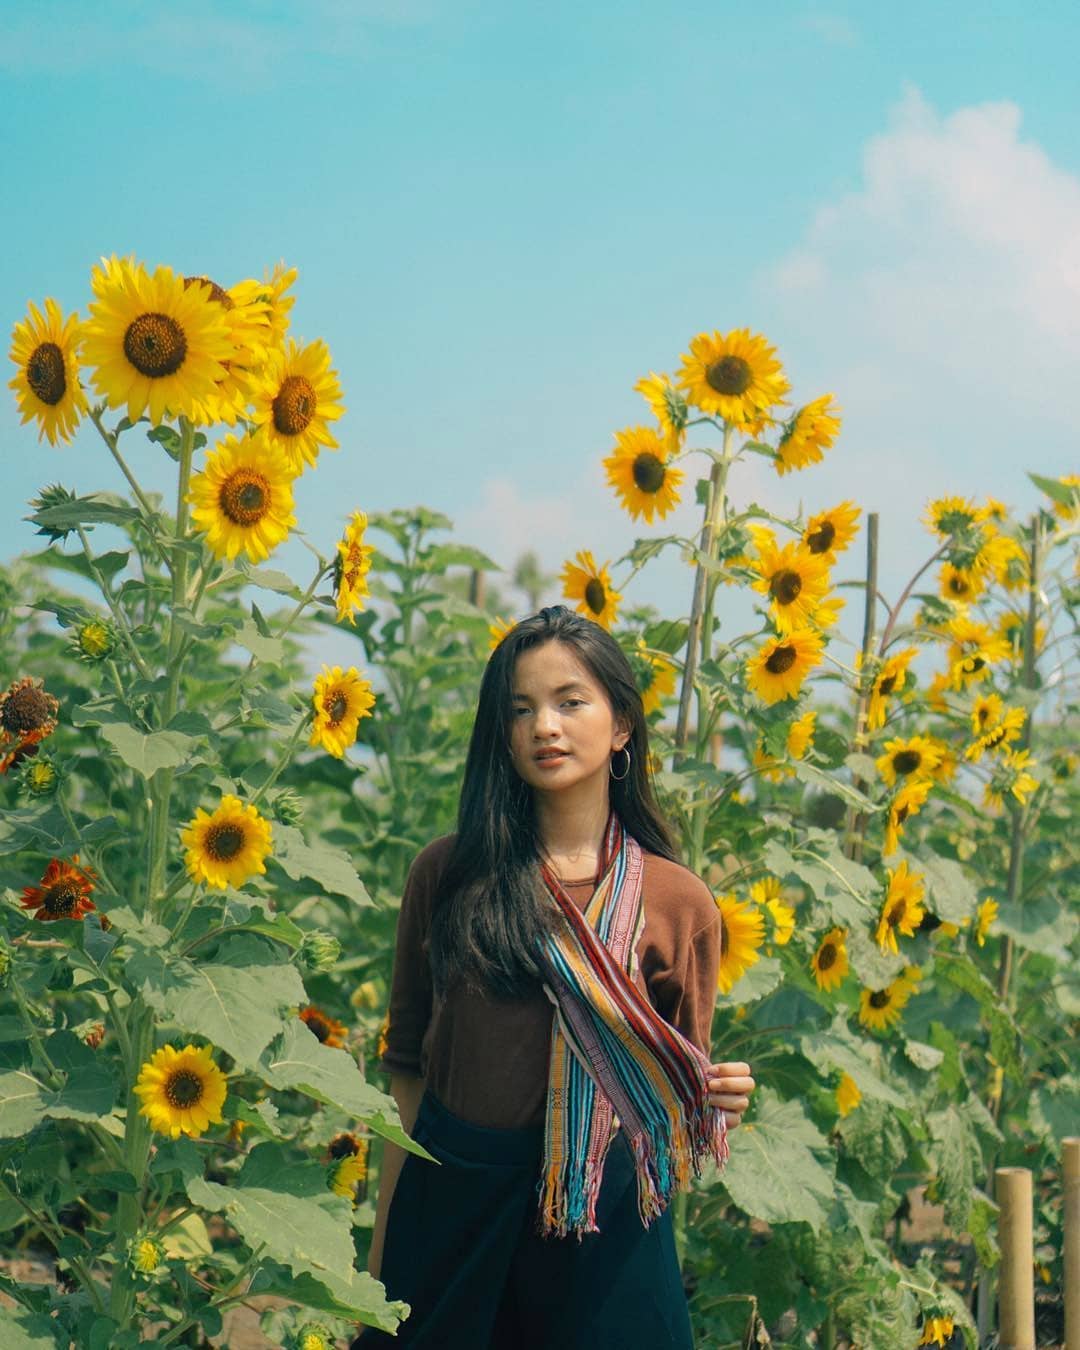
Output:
[563, 699, 584, 708]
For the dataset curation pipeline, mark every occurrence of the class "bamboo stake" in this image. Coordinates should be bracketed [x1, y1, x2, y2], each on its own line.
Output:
[1065, 1138, 1080, 1350]
[996, 1167, 1035, 1350]
[843, 511, 878, 863]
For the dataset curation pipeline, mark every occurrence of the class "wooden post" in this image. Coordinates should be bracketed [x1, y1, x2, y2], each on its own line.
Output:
[996, 1167, 1035, 1350]
[1065, 1138, 1080, 1350]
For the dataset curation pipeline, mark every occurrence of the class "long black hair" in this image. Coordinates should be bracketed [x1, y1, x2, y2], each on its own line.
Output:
[427, 605, 679, 1000]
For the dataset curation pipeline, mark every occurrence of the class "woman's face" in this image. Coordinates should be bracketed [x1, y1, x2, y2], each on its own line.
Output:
[508, 640, 629, 797]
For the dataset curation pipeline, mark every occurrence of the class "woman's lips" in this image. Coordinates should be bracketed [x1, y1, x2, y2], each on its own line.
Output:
[534, 751, 569, 766]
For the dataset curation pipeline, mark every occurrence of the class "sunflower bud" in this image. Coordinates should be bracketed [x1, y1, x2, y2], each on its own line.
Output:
[70, 618, 118, 663]
[270, 786, 305, 825]
[301, 930, 341, 972]
[18, 754, 61, 799]
[294, 1324, 333, 1350]
[29, 483, 79, 543]
[83, 1023, 106, 1050]
[128, 1234, 164, 1277]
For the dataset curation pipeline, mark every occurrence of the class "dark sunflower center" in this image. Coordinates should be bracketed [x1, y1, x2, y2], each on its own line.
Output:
[892, 750, 922, 776]
[123, 312, 188, 378]
[632, 453, 666, 493]
[2, 685, 53, 734]
[770, 569, 802, 605]
[806, 522, 835, 554]
[27, 342, 66, 405]
[328, 1133, 361, 1160]
[895, 803, 911, 827]
[705, 354, 753, 396]
[765, 644, 797, 675]
[983, 726, 1007, 748]
[165, 1069, 204, 1108]
[868, 990, 891, 1009]
[976, 705, 992, 727]
[206, 822, 245, 861]
[183, 275, 235, 309]
[43, 883, 81, 917]
[272, 374, 317, 436]
[878, 674, 898, 697]
[887, 899, 908, 926]
[326, 691, 348, 723]
[948, 575, 970, 596]
[219, 470, 270, 526]
[963, 654, 986, 674]
[817, 942, 836, 971]
[584, 578, 607, 615]
[307, 1012, 332, 1043]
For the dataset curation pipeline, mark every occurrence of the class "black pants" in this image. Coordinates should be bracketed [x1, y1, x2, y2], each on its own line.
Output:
[354, 1088, 694, 1349]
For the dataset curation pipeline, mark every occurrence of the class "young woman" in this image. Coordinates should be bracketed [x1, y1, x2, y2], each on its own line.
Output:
[353, 605, 755, 1349]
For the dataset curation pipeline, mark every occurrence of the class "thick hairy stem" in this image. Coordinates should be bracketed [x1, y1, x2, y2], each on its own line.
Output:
[844, 512, 879, 862]
[109, 1006, 153, 1326]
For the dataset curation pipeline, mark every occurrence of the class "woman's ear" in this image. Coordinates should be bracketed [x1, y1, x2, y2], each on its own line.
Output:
[613, 716, 631, 752]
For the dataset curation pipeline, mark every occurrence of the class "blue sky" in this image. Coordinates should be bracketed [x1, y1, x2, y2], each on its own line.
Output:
[2, 0, 1077, 670]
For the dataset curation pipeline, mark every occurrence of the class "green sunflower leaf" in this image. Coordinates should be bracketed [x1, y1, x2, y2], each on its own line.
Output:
[719, 1088, 835, 1229]
[271, 824, 372, 907]
[0, 1306, 61, 1349]
[0, 1069, 48, 1138]
[249, 1258, 409, 1333]
[99, 722, 194, 779]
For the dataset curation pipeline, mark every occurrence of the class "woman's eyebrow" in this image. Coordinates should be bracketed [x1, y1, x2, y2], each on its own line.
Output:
[511, 682, 588, 699]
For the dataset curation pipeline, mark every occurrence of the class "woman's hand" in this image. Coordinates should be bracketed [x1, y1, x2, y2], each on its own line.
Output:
[706, 1061, 755, 1129]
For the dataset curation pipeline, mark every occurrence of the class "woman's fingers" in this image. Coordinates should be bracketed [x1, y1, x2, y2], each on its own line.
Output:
[710, 1061, 751, 1077]
[710, 1093, 750, 1114]
[707, 1074, 755, 1095]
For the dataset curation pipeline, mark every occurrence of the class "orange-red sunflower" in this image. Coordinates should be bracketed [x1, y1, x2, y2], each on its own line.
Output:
[299, 1005, 347, 1048]
[21, 855, 97, 921]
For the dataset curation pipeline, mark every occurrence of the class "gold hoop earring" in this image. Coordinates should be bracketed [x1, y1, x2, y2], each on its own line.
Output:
[609, 745, 631, 781]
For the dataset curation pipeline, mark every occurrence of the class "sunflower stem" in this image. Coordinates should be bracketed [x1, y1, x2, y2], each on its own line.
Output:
[843, 511, 879, 863]
[88, 405, 170, 565]
[9, 970, 61, 1088]
[74, 524, 153, 682]
[249, 710, 313, 808]
[110, 1005, 153, 1325]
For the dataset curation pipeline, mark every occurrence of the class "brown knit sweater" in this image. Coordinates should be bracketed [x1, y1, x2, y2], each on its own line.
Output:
[379, 835, 721, 1129]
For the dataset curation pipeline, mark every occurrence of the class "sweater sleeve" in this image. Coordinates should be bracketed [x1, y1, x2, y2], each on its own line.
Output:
[644, 867, 721, 1060]
[378, 840, 449, 1078]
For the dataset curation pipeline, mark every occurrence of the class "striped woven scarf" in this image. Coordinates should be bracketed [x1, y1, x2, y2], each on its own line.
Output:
[533, 812, 728, 1240]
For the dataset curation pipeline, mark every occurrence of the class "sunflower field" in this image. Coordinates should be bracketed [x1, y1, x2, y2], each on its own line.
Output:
[0, 259, 1077, 1349]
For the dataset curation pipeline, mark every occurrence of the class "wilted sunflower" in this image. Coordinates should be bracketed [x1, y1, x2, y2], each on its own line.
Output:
[20, 855, 97, 921]
[876, 735, 943, 788]
[918, 1316, 956, 1348]
[300, 1004, 347, 1048]
[134, 1043, 227, 1139]
[810, 928, 848, 992]
[974, 897, 998, 947]
[857, 970, 917, 1033]
[634, 371, 688, 452]
[983, 748, 1038, 810]
[187, 431, 297, 563]
[938, 562, 985, 604]
[945, 616, 1011, 690]
[603, 426, 683, 523]
[9, 298, 88, 445]
[883, 778, 932, 857]
[180, 794, 273, 890]
[745, 629, 824, 705]
[802, 501, 860, 559]
[310, 665, 376, 758]
[874, 861, 926, 955]
[749, 536, 833, 635]
[835, 1073, 861, 1118]
[864, 647, 917, 732]
[924, 495, 985, 537]
[774, 394, 841, 475]
[714, 892, 765, 994]
[80, 256, 233, 426]
[0, 675, 60, 770]
[251, 337, 344, 475]
[631, 637, 677, 716]
[333, 511, 374, 625]
[561, 551, 622, 630]
[488, 616, 515, 651]
[965, 705, 1026, 762]
[677, 328, 788, 430]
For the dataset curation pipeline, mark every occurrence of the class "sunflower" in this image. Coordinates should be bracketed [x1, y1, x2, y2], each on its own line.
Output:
[753, 710, 816, 782]
[187, 431, 297, 563]
[631, 637, 677, 716]
[857, 972, 916, 1033]
[134, 1043, 227, 1139]
[9, 298, 88, 445]
[749, 537, 833, 635]
[746, 629, 824, 705]
[603, 426, 684, 523]
[310, 665, 376, 758]
[251, 337, 344, 475]
[976, 531, 1027, 590]
[945, 616, 1011, 690]
[802, 501, 860, 559]
[20, 855, 97, 921]
[129, 1235, 164, 1276]
[19, 756, 60, 799]
[924, 495, 984, 537]
[331, 510, 375, 625]
[970, 692, 1002, 735]
[938, 562, 985, 604]
[328, 1150, 368, 1204]
[883, 778, 932, 857]
[71, 619, 117, 664]
[180, 794, 273, 890]
[964, 705, 1026, 762]
[775, 394, 841, 476]
[229, 261, 298, 350]
[836, 1072, 862, 1118]
[561, 551, 622, 630]
[748, 877, 795, 943]
[926, 671, 951, 715]
[297, 1324, 333, 1350]
[918, 1316, 956, 1348]
[299, 1004, 347, 1048]
[677, 328, 789, 430]
[974, 897, 998, 947]
[865, 647, 918, 731]
[874, 861, 926, 955]
[0, 675, 60, 768]
[488, 616, 515, 651]
[80, 257, 233, 426]
[181, 273, 274, 425]
[714, 892, 765, 994]
[876, 735, 943, 788]
[983, 748, 1038, 810]
[634, 371, 688, 452]
[1046, 472, 1080, 520]
[810, 928, 848, 992]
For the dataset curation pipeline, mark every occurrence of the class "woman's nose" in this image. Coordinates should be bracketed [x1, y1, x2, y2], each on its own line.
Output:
[534, 705, 560, 737]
